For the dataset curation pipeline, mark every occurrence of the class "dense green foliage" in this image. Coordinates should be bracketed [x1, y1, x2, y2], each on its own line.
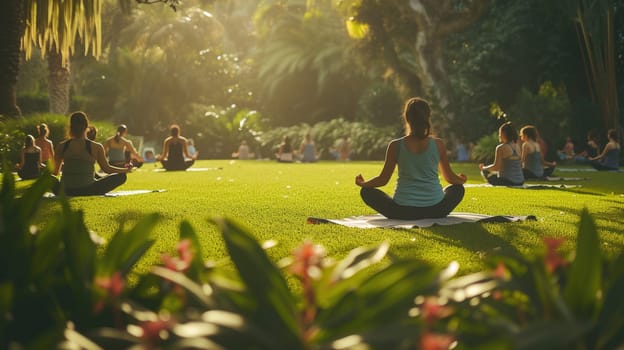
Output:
[2, 163, 624, 349]
[13, 0, 624, 158]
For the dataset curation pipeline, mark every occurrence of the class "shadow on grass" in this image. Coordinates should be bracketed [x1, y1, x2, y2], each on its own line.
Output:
[390, 221, 525, 269]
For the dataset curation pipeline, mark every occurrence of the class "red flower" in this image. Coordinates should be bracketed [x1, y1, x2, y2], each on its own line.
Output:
[95, 271, 125, 297]
[543, 237, 568, 273]
[290, 241, 325, 279]
[420, 332, 455, 350]
[161, 239, 193, 272]
[140, 319, 172, 342]
[420, 297, 453, 324]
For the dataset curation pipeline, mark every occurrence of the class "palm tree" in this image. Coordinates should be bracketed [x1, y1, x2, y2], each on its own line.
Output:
[0, 0, 181, 119]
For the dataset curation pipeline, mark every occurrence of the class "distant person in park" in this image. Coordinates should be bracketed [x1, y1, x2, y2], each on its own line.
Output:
[159, 124, 196, 171]
[589, 129, 620, 171]
[104, 124, 143, 168]
[479, 122, 524, 186]
[336, 135, 351, 161]
[52, 111, 130, 196]
[355, 97, 467, 220]
[299, 133, 318, 163]
[276, 136, 294, 163]
[520, 125, 556, 179]
[187, 138, 199, 158]
[34, 123, 54, 166]
[232, 140, 252, 160]
[575, 130, 601, 164]
[16, 134, 42, 180]
[454, 137, 471, 162]
[557, 136, 575, 161]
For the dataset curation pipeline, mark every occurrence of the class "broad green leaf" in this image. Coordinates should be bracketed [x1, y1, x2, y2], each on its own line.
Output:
[330, 242, 388, 283]
[212, 217, 300, 348]
[99, 213, 160, 275]
[179, 220, 205, 281]
[151, 266, 214, 308]
[563, 208, 602, 318]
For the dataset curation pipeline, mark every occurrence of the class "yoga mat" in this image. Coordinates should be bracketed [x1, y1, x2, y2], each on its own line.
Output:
[152, 167, 222, 172]
[43, 189, 167, 198]
[307, 212, 537, 229]
[464, 183, 582, 189]
[104, 189, 167, 197]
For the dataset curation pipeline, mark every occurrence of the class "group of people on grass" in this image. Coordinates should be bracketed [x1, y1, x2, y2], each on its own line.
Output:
[355, 97, 621, 220]
[17, 100, 621, 217]
[16, 112, 199, 196]
[232, 133, 350, 163]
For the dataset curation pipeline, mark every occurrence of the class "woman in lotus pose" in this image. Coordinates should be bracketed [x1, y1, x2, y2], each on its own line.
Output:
[355, 97, 466, 220]
[104, 124, 143, 168]
[589, 129, 620, 171]
[159, 124, 196, 171]
[520, 125, 556, 179]
[17, 134, 43, 180]
[34, 123, 54, 166]
[53, 111, 130, 196]
[479, 122, 524, 186]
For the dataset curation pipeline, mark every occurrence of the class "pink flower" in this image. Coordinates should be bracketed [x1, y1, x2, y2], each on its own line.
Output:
[161, 239, 193, 272]
[543, 237, 568, 273]
[493, 262, 507, 279]
[140, 319, 172, 342]
[420, 332, 455, 350]
[95, 271, 125, 297]
[289, 241, 325, 278]
[420, 297, 453, 324]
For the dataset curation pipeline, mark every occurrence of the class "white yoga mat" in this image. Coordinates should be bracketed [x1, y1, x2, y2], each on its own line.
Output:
[43, 189, 166, 198]
[464, 183, 582, 189]
[307, 212, 537, 229]
[152, 167, 221, 172]
[104, 189, 167, 197]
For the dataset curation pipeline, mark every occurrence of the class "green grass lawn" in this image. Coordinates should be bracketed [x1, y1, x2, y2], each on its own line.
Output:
[21, 160, 624, 276]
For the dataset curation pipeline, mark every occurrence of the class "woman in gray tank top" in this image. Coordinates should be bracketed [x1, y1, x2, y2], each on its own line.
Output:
[479, 122, 524, 186]
[520, 125, 556, 179]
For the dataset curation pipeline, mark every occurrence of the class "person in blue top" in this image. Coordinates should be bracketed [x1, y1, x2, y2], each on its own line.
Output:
[52, 111, 130, 196]
[355, 97, 467, 220]
[520, 125, 556, 179]
[299, 133, 318, 162]
[589, 129, 620, 170]
[479, 122, 525, 186]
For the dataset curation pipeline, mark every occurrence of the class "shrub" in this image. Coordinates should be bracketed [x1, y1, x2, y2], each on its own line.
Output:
[471, 132, 499, 163]
[2, 167, 623, 349]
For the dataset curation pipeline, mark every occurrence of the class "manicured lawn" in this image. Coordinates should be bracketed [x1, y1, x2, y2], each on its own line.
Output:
[21, 160, 624, 276]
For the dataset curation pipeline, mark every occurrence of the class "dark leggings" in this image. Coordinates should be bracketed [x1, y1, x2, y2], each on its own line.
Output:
[360, 184, 465, 220]
[53, 173, 127, 196]
[522, 166, 555, 179]
[591, 161, 618, 171]
[481, 169, 523, 186]
[161, 159, 194, 171]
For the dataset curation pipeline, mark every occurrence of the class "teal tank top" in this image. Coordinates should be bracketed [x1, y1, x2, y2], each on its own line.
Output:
[524, 150, 543, 177]
[393, 138, 444, 206]
[501, 143, 524, 184]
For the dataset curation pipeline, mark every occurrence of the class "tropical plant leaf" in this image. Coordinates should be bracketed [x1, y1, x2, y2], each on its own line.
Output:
[211, 217, 301, 348]
[151, 266, 214, 308]
[563, 208, 602, 318]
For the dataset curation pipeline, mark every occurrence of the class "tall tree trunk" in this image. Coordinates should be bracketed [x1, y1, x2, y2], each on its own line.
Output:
[0, 0, 25, 119]
[411, 0, 490, 109]
[47, 48, 71, 115]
